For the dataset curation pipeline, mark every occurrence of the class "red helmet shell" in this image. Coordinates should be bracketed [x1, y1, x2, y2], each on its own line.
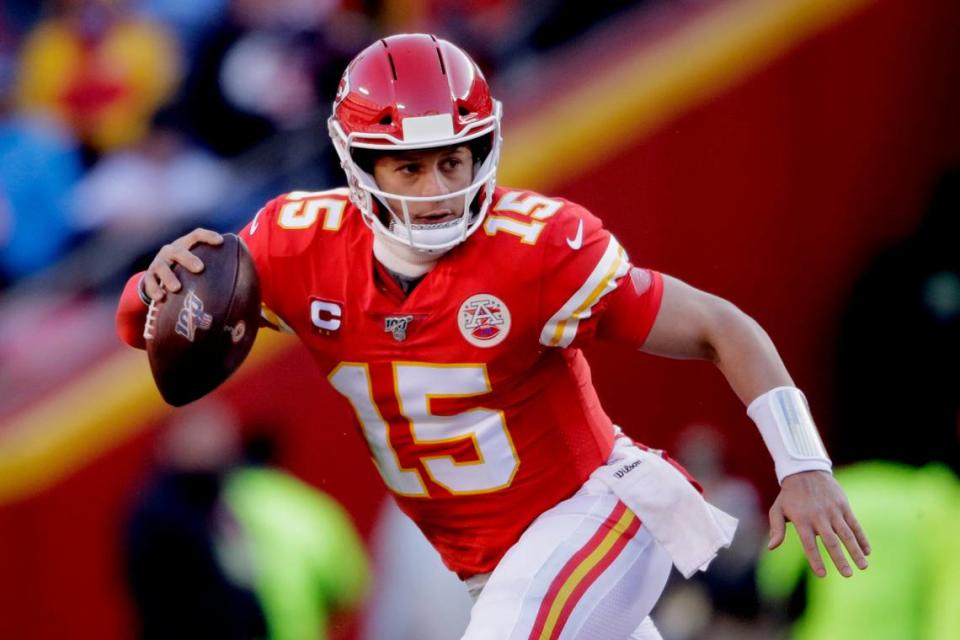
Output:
[333, 33, 494, 148]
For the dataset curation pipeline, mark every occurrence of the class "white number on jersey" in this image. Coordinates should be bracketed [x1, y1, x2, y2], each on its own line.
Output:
[484, 192, 564, 245]
[329, 363, 520, 497]
[278, 189, 349, 231]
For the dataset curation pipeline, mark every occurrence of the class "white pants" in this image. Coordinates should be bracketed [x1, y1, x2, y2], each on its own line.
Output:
[461, 461, 672, 639]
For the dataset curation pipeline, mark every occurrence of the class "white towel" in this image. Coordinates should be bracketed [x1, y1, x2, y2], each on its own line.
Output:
[591, 441, 738, 578]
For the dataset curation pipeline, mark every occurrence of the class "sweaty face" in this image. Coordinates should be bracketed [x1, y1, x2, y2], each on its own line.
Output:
[372, 146, 474, 225]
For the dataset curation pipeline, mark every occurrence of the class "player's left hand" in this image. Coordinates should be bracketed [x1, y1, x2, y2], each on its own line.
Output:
[768, 470, 870, 578]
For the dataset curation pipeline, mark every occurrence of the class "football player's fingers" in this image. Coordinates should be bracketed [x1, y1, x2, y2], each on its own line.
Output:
[201, 229, 224, 245]
[816, 523, 852, 577]
[843, 504, 871, 556]
[177, 228, 223, 249]
[796, 525, 827, 577]
[767, 503, 786, 550]
[143, 271, 166, 301]
[167, 246, 205, 273]
[833, 515, 868, 571]
[152, 259, 182, 292]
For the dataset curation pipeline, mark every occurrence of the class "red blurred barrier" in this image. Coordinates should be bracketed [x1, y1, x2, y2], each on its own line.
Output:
[576, 0, 960, 501]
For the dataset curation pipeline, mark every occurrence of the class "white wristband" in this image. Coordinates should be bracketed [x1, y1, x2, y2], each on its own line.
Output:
[747, 386, 832, 484]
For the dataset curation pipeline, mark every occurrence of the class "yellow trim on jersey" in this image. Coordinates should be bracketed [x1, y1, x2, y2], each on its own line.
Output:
[259, 303, 295, 334]
[541, 237, 630, 348]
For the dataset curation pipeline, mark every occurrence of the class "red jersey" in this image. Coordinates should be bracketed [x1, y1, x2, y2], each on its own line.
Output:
[109, 186, 664, 577]
[233, 186, 663, 577]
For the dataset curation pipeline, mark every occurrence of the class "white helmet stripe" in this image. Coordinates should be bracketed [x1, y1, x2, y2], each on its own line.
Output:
[402, 114, 456, 142]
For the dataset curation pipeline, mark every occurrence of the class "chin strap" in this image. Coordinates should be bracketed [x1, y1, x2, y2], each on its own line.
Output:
[372, 233, 443, 278]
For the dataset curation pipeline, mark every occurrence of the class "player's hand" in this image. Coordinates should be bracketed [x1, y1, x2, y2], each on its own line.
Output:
[143, 228, 223, 302]
[768, 470, 870, 578]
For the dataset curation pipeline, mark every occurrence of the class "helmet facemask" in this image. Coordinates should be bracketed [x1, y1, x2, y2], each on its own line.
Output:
[328, 102, 502, 255]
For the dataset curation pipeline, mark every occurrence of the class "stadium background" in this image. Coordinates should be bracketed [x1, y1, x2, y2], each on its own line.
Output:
[0, 0, 957, 637]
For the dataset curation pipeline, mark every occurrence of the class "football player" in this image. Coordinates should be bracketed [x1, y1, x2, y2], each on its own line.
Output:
[117, 34, 869, 639]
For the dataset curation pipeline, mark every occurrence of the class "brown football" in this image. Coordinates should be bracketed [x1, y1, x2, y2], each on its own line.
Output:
[145, 234, 261, 406]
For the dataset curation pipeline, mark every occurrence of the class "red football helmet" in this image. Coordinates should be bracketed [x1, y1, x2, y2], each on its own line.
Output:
[328, 33, 502, 253]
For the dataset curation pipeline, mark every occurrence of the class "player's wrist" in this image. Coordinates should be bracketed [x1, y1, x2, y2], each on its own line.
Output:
[137, 274, 152, 306]
[747, 386, 832, 485]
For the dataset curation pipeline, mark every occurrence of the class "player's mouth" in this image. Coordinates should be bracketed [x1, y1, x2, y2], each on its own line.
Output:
[413, 210, 458, 224]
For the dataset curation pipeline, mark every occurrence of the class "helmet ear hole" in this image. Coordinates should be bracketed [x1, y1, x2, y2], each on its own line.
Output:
[458, 105, 471, 117]
[379, 114, 393, 125]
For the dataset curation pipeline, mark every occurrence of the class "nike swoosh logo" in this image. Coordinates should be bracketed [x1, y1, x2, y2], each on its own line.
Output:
[566, 219, 584, 250]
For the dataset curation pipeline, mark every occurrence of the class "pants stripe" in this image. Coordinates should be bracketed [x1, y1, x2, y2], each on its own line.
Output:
[529, 501, 641, 640]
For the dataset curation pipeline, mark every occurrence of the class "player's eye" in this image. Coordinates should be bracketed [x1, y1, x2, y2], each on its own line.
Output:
[397, 162, 421, 175]
[441, 157, 462, 171]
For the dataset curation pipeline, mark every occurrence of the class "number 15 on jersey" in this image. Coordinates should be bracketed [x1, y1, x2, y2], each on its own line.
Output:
[329, 362, 520, 497]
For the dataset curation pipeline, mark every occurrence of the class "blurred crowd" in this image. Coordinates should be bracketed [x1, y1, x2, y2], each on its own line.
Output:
[0, 0, 643, 294]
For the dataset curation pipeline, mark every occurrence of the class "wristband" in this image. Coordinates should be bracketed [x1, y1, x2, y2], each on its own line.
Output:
[137, 274, 152, 306]
[747, 386, 832, 484]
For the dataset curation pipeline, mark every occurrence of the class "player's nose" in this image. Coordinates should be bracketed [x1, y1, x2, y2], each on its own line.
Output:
[419, 164, 449, 197]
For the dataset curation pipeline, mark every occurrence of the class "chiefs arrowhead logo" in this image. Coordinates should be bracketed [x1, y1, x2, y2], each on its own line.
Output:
[458, 294, 511, 348]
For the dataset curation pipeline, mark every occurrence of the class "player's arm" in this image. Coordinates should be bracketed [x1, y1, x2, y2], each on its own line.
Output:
[639, 275, 790, 403]
[636, 275, 871, 578]
[115, 228, 224, 349]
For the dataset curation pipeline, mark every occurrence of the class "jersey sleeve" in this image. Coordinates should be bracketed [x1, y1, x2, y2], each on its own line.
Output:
[238, 200, 277, 300]
[116, 271, 149, 349]
[537, 203, 659, 349]
[595, 266, 664, 349]
[239, 189, 353, 333]
[237, 196, 295, 333]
